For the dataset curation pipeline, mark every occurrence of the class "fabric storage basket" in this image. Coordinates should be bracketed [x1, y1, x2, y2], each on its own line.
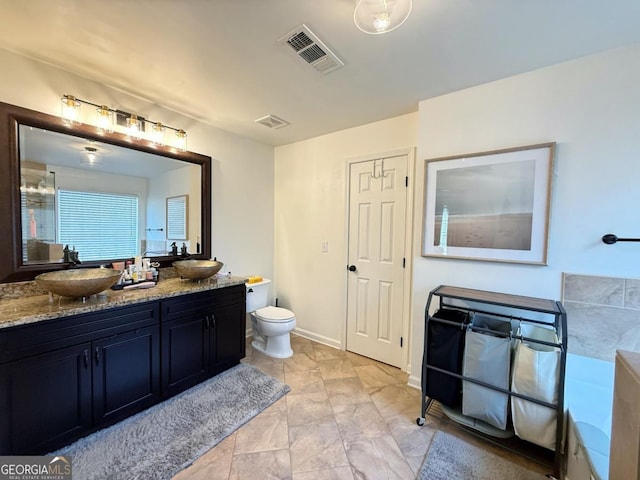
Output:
[511, 324, 560, 450]
[462, 313, 514, 430]
[425, 308, 469, 408]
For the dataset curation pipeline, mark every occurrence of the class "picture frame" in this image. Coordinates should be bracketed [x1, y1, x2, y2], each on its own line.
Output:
[422, 143, 555, 265]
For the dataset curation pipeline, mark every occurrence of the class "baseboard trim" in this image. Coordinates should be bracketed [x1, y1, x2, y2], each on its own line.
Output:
[407, 374, 421, 390]
[292, 327, 342, 350]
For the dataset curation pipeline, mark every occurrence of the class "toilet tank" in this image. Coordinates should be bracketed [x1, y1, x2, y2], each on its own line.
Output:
[246, 278, 271, 313]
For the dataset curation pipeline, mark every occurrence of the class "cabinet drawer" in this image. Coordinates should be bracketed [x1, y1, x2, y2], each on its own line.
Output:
[0, 302, 159, 364]
[161, 290, 215, 320]
[210, 284, 245, 308]
[161, 284, 245, 321]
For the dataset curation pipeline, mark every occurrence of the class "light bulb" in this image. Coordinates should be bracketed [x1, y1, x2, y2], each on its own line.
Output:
[126, 114, 142, 139]
[61, 95, 80, 125]
[96, 105, 113, 133]
[373, 13, 391, 32]
[151, 122, 166, 145]
[175, 129, 188, 152]
[353, 0, 412, 35]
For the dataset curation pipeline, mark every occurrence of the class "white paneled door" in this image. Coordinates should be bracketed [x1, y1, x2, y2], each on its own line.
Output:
[346, 155, 407, 367]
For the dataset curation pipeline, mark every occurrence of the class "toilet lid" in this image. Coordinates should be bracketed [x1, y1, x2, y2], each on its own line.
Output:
[255, 306, 295, 323]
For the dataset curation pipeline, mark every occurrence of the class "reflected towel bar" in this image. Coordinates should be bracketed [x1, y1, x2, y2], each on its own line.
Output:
[602, 234, 640, 244]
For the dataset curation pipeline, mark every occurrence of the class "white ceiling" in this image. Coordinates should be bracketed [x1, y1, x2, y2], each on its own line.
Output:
[1, 1, 640, 147]
[20, 127, 187, 179]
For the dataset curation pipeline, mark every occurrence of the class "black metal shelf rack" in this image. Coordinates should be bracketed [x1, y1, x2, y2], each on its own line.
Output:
[417, 285, 567, 478]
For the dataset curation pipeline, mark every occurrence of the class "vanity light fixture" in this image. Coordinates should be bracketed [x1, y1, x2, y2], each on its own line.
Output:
[126, 114, 143, 139]
[151, 122, 166, 146]
[353, 0, 413, 35]
[175, 129, 188, 152]
[59, 94, 188, 150]
[96, 105, 113, 133]
[61, 94, 81, 125]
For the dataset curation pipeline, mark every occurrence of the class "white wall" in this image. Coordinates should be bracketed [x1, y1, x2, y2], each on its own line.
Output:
[409, 45, 640, 385]
[274, 113, 417, 347]
[0, 49, 275, 280]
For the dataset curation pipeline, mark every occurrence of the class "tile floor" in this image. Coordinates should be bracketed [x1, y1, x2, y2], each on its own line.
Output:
[173, 334, 550, 479]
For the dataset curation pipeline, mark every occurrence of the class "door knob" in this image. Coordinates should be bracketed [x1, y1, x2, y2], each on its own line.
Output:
[348, 265, 357, 272]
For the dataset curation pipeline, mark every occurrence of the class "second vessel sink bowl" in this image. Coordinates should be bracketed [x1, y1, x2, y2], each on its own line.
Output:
[36, 268, 123, 298]
[173, 259, 223, 281]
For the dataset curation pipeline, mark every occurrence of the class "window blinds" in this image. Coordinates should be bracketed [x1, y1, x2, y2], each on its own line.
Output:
[58, 189, 139, 261]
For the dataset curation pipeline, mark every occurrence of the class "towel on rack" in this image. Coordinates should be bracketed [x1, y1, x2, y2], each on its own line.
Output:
[462, 313, 514, 430]
[511, 324, 560, 450]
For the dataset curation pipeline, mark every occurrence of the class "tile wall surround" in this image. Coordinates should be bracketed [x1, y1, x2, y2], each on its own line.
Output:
[563, 273, 640, 362]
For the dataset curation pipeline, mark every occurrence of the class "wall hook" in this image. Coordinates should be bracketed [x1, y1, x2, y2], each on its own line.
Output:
[602, 233, 640, 245]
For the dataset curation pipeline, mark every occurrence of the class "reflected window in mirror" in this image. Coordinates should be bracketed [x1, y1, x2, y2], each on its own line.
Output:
[57, 190, 139, 262]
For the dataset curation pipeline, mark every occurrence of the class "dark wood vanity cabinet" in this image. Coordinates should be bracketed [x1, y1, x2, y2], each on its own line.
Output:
[0, 283, 246, 455]
[92, 324, 160, 425]
[161, 293, 212, 396]
[161, 284, 246, 396]
[212, 301, 246, 374]
[0, 302, 160, 454]
[0, 343, 93, 454]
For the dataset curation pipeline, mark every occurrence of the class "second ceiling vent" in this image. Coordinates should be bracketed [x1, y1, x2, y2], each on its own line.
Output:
[255, 114, 290, 130]
[278, 24, 344, 75]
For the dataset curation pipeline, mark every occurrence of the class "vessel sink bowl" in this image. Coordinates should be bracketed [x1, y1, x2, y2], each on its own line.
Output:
[173, 259, 223, 281]
[36, 268, 123, 298]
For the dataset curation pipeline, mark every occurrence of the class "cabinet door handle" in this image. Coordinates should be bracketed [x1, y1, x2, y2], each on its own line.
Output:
[204, 315, 210, 329]
[211, 313, 216, 328]
[83, 350, 89, 369]
[95, 347, 100, 365]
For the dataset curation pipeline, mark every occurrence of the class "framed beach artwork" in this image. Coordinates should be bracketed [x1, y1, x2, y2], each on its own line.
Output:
[422, 143, 555, 265]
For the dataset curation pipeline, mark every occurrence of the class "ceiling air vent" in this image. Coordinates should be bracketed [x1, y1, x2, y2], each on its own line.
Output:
[278, 24, 344, 75]
[255, 114, 290, 130]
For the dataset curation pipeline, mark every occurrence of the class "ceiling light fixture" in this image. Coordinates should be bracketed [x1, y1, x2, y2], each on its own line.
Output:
[60, 94, 188, 150]
[80, 146, 101, 167]
[353, 0, 413, 35]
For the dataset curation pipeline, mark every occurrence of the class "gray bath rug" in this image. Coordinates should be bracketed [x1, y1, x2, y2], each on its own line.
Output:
[418, 431, 547, 480]
[52, 363, 290, 480]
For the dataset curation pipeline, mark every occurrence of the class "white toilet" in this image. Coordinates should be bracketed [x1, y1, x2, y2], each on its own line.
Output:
[246, 279, 296, 359]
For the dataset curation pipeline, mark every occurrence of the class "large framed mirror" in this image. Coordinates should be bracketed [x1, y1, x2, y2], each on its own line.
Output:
[0, 101, 211, 283]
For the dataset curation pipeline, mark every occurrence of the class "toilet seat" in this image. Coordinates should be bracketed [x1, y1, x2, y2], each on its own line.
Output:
[255, 306, 295, 323]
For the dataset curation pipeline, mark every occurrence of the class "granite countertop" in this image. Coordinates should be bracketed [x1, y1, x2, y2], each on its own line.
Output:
[0, 275, 247, 330]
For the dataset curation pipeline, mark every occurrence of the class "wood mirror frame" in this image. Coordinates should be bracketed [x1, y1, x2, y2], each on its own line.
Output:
[0, 101, 211, 283]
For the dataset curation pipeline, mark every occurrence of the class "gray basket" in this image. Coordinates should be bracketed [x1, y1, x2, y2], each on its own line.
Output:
[462, 313, 514, 430]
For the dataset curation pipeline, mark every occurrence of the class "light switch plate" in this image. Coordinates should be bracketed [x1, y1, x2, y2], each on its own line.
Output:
[321, 241, 328, 253]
